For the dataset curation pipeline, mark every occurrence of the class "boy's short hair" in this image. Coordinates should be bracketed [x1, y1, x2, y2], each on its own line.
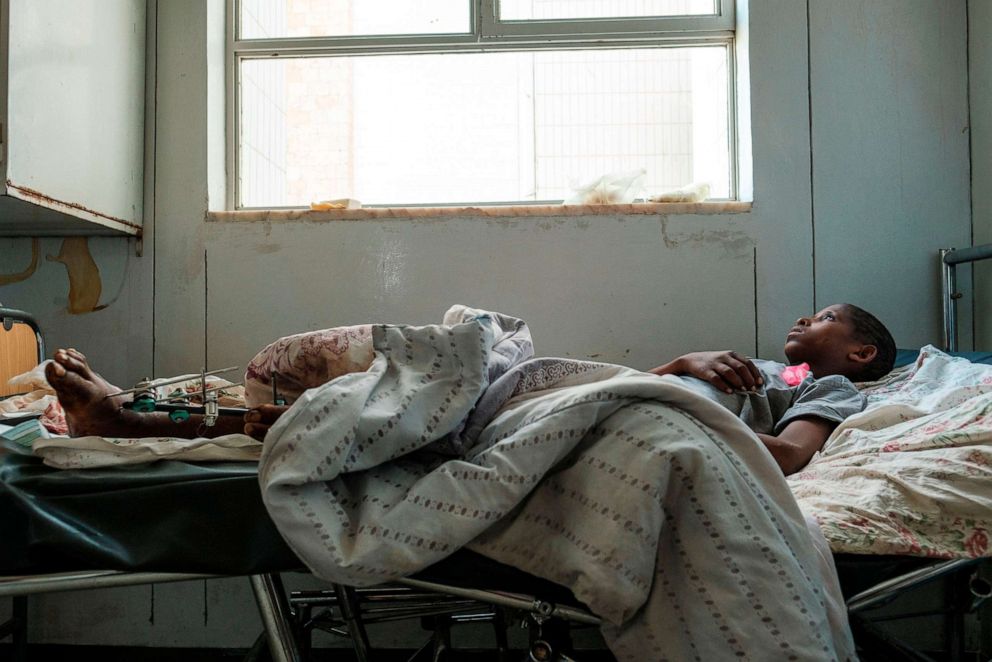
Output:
[843, 304, 896, 381]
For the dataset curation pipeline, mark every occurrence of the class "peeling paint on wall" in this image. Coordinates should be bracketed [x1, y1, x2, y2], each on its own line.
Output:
[0, 238, 40, 285]
[658, 216, 753, 259]
[47, 238, 107, 314]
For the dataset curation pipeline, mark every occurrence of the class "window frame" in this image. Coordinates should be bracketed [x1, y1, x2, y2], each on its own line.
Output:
[226, 0, 737, 210]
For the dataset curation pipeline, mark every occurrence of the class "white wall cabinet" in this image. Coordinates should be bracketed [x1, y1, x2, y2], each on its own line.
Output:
[0, 0, 144, 236]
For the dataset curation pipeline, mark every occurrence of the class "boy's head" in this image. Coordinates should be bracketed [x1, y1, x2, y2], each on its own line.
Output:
[784, 303, 895, 381]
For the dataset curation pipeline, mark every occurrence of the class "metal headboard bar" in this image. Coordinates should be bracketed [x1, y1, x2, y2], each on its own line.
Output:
[943, 244, 992, 266]
[940, 244, 992, 352]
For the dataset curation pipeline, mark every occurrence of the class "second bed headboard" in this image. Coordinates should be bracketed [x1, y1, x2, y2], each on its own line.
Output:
[940, 243, 992, 351]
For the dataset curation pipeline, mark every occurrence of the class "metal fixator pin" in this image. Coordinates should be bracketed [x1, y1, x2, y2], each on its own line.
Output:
[202, 367, 218, 428]
[272, 372, 287, 406]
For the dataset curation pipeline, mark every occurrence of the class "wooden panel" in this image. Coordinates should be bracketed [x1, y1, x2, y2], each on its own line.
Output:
[0, 321, 39, 396]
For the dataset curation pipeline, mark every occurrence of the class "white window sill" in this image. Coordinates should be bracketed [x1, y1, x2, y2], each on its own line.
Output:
[206, 201, 752, 224]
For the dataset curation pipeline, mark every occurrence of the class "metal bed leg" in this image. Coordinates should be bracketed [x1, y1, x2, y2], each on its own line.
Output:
[941, 248, 958, 352]
[428, 615, 452, 662]
[0, 596, 29, 662]
[332, 584, 371, 662]
[0, 597, 28, 662]
[849, 613, 938, 662]
[492, 607, 511, 662]
[947, 570, 967, 662]
[250, 574, 302, 662]
[12, 595, 26, 662]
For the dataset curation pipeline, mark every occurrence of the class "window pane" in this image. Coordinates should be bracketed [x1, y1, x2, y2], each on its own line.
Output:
[239, 0, 470, 39]
[239, 47, 730, 207]
[499, 0, 717, 21]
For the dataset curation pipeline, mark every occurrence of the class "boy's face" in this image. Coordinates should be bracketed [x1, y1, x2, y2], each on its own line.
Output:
[783, 304, 865, 374]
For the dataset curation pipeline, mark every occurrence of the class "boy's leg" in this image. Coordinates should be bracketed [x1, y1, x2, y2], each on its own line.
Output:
[46, 348, 246, 438]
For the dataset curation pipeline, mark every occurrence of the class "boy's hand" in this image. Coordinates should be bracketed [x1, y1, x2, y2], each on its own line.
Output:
[244, 404, 290, 441]
[650, 351, 763, 394]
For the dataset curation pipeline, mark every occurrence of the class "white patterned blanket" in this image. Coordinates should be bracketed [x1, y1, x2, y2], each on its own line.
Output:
[259, 307, 855, 660]
[790, 346, 992, 558]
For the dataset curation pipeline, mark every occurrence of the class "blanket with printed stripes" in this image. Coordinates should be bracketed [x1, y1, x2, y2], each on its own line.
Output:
[258, 307, 855, 660]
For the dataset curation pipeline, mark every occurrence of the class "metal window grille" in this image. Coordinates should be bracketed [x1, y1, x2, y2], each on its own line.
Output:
[227, 0, 737, 209]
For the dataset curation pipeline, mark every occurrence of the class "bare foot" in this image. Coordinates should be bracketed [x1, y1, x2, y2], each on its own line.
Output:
[45, 348, 129, 436]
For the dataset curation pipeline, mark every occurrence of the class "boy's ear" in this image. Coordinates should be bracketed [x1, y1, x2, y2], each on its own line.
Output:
[849, 344, 878, 365]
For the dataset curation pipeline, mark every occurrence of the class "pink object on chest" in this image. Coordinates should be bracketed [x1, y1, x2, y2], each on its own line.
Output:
[781, 362, 811, 386]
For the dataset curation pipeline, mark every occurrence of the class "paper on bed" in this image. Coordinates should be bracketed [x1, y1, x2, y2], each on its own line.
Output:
[790, 345, 992, 557]
[33, 434, 262, 469]
[1, 417, 49, 455]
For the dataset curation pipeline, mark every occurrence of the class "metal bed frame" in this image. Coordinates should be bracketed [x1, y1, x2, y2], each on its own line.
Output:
[3, 245, 992, 661]
[0, 568, 601, 662]
[0, 571, 300, 662]
[290, 557, 991, 662]
[1, 555, 987, 661]
[842, 558, 990, 662]
[0, 304, 45, 662]
[940, 243, 992, 351]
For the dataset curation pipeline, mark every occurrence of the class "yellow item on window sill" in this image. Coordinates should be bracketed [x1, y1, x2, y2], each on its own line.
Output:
[310, 199, 362, 211]
[648, 182, 710, 203]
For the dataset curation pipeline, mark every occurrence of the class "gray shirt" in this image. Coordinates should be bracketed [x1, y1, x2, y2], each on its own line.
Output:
[675, 359, 867, 435]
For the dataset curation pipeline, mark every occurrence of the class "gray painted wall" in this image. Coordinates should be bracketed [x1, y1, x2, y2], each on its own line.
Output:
[972, 0, 992, 348]
[810, 2, 971, 344]
[0, 0, 980, 649]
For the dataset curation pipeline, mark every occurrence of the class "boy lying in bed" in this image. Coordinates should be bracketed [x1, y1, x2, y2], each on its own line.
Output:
[43, 303, 895, 475]
[649, 303, 895, 473]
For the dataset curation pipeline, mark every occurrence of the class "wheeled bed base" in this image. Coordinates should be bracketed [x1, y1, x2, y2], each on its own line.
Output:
[0, 571, 299, 662]
[290, 557, 990, 662]
[0, 556, 989, 661]
[842, 557, 990, 662]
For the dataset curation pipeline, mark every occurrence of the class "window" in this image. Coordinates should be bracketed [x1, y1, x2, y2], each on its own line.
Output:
[229, 1, 736, 209]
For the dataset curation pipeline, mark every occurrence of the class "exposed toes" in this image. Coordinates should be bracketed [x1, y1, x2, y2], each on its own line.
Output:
[66, 348, 87, 362]
[45, 360, 67, 382]
[65, 355, 89, 374]
[52, 347, 94, 379]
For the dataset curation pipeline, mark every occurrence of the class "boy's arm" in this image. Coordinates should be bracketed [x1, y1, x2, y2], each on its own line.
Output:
[756, 416, 834, 475]
[649, 351, 764, 393]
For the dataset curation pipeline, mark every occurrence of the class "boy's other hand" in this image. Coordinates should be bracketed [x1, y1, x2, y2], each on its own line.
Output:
[244, 404, 290, 441]
[650, 350, 763, 394]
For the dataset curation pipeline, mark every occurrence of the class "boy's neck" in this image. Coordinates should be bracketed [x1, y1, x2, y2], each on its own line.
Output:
[805, 360, 854, 380]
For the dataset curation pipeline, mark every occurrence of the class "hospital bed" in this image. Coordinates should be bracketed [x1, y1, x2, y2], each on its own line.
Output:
[2, 245, 992, 662]
[4, 450, 985, 662]
[0, 304, 44, 662]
